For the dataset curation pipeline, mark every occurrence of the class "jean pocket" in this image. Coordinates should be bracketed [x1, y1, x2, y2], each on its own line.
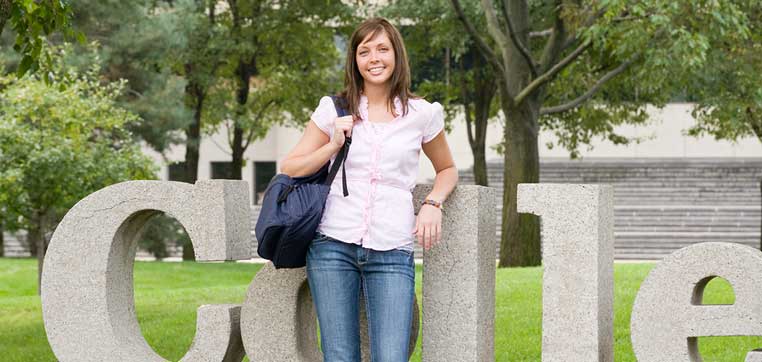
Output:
[392, 248, 414, 257]
[311, 232, 333, 246]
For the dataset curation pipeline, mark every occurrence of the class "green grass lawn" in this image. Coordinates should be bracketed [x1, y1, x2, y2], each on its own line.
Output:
[1, 258, 760, 361]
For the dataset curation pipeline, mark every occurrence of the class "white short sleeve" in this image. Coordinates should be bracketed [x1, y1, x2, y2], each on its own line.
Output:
[310, 96, 337, 137]
[422, 102, 445, 143]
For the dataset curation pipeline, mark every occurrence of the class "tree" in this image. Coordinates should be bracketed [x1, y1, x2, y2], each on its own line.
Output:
[0, 0, 83, 256]
[382, 0, 501, 187]
[0, 0, 82, 76]
[64, 0, 194, 154]
[58, 0, 218, 175]
[14, 0, 203, 261]
[138, 213, 190, 260]
[683, 2, 761, 250]
[447, 0, 751, 266]
[171, 1, 227, 192]
[0, 44, 157, 292]
[0, 1, 241, 261]
[686, 3, 761, 146]
[202, 0, 353, 180]
[1, 1, 195, 154]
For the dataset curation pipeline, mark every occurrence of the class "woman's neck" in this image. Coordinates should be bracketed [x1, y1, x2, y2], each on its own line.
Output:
[363, 83, 391, 107]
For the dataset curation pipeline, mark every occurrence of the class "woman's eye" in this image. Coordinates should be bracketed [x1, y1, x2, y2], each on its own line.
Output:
[359, 51, 368, 56]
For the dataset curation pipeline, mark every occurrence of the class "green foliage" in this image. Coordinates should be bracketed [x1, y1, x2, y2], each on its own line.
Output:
[35, 0, 197, 154]
[385, 0, 755, 157]
[0, 0, 84, 77]
[540, 103, 650, 158]
[0, 44, 157, 234]
[103, 0, 199, 154]
[203, 0, 355, 148]
[137, 213, 190, 260]
[1, 0, 194, 154]
[538, 0, 752, 155]
[686, 2, 762, 144]
[382, 0, 500, 131]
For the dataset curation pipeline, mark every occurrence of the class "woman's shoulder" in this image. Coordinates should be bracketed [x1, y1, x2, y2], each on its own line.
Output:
[317, 95, 337, 109]
[407, 96, 442, 115]
[311, 96, 339, 135]
[411, 97, 445, 143]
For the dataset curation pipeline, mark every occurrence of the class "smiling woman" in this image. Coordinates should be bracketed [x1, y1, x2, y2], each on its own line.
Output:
[277, 16, 459, 362]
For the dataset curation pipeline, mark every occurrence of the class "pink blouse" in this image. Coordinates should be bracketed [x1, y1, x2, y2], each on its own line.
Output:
[310, 94, 445, 252]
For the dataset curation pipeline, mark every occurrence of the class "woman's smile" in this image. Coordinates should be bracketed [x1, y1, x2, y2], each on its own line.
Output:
[368, 66, 386, 76]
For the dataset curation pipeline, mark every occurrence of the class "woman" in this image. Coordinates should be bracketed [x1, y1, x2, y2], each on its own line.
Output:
[279, 17, 458, 362]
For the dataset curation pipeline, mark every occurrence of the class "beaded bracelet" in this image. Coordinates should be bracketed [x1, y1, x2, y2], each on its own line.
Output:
[422, 198, 443, 210]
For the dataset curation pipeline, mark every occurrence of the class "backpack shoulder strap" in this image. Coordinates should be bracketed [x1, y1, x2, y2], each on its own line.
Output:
[325, 95, 351, 197]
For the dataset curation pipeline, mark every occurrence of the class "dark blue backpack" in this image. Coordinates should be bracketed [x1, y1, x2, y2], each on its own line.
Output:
[255, 95, 351, 268]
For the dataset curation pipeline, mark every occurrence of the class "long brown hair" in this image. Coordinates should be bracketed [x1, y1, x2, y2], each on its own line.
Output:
[339, 17, 417, 118]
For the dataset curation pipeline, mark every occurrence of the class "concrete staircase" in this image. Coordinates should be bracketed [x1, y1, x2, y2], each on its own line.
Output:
[459, 158, 762, 260]
[2, 230, 28, 257]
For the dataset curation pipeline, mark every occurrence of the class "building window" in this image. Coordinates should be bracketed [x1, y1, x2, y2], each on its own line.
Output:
[253, 162, 277, 204]
[211, 162, 234, 180]
[168, 162, 187, 182]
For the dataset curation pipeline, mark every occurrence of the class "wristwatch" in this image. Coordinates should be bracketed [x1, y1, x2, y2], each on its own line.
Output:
[422, 198, 443, 210]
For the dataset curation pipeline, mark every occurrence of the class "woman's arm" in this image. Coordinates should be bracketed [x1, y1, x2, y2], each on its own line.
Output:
[280, 116, 354, 177]
[422, 131, 458, 203]
[416, 131, 458, 250]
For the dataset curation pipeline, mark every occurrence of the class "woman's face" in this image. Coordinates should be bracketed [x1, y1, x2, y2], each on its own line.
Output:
[355, 30, 396, 87]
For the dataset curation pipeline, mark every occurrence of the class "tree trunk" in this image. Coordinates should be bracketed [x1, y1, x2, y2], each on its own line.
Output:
[184, 93, 203, 185]
[29, 214, 48, 295]
[36, 232, 46, 295]
[465, 101, 489, 186]
[471, 63, 495, 186]
[181, 1, 221, 261]
[468, 101, 490, 186]
[181, 233, 195, 260]
[182, 102, 201, 260]
[462, 53, 495, 187]
[0, 0, 11, 37]
[182, 83, 204, 261]
[471, 144, 489, 186]
[231, 55, 255, 180]
[231, 125, 244, 179]
[491, 0, 543, 267]
[0, 221, 4, 257]
[27, 228, 38, 256]
[498, 98, 541, 267]
[30, 228, 42, 294]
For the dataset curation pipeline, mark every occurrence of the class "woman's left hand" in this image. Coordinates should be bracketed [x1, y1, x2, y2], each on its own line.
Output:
[414, 204, 442, 251]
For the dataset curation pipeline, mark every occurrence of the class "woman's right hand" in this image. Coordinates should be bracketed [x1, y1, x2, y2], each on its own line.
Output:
[331, 115, 355, 150]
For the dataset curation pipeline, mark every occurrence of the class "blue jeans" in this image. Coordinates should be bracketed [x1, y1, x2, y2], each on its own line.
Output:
[306, 232, 416, 362]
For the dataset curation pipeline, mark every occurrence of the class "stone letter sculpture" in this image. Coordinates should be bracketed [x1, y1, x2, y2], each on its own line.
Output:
[517, 184, 614, 362]
[40, 182, 497, 361]
[416, 185, 498, 362]
[41, 180, 251, 362]
[239, 262, 420, 362]
[39, 179, 762, 361]
[631, 242, 762, 362]
[237, 185, 496, 362]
